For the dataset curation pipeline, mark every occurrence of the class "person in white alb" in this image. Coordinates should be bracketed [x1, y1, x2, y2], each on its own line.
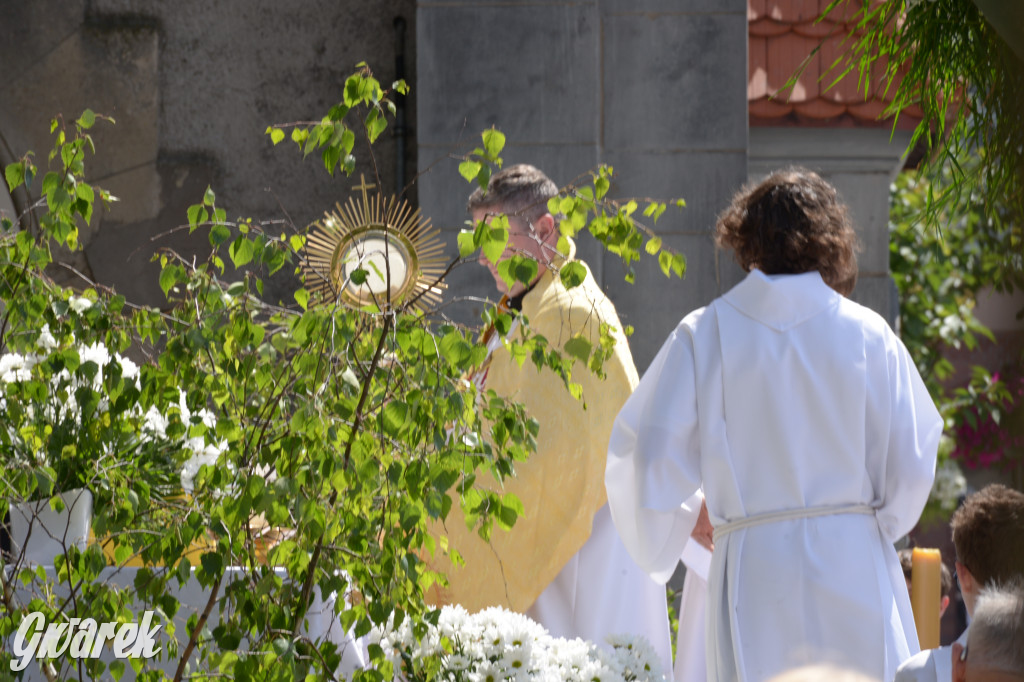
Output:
[897, 484, 1024, 682]
[605, 168, 943, 682]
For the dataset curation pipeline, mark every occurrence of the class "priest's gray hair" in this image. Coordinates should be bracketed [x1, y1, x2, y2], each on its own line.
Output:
[967, 580, 1024, 674]
[467, 164, 559, 225]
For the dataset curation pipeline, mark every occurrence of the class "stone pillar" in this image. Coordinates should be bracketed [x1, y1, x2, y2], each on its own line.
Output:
[599, 1, 748, 369]
[417, 1, 748, 370]
[748, 127, 914, 326]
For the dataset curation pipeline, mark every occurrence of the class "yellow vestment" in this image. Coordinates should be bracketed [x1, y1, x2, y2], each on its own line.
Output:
[430, 245, 638, 613]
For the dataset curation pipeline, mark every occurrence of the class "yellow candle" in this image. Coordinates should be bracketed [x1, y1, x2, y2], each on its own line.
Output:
[910, 547, 942, 649]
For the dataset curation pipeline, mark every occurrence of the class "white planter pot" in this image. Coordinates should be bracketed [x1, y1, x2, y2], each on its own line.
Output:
[8, 488, 93, 565]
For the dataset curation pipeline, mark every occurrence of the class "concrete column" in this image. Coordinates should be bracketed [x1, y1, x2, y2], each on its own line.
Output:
[599, 1, 748, 369]
[417, 0, 748, 370]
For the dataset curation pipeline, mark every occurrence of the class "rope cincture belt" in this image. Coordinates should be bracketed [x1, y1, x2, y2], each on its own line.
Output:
[712, 504, 876, 545]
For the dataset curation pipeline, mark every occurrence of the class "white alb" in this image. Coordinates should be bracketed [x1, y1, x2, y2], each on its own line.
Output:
[606, 269, 942, 682]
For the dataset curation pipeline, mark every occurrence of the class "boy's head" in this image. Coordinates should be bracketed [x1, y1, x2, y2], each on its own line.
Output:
[951, 484, 1024, 615]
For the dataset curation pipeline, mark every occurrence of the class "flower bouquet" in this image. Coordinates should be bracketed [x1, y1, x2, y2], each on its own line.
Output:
[371, 605, 666, 682]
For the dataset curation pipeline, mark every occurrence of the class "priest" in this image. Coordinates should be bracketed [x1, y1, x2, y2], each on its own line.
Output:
[428, 164, 705, 675]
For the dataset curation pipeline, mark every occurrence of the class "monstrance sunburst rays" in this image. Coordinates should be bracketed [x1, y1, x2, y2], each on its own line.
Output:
[301, 176, 446, 312]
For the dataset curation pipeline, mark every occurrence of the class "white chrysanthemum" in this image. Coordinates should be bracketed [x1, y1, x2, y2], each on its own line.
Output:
[469, 660, 501, 682]
[180, 438, 227, 492]
[197, 407, 217, 430]
[116, 353, 140, 380]
[413, 637, 441, 660]
[80, 342, 111, 381]
[143, 405, 169, 439]
[605, 633, 636, 649]
[176, 389, 192, 423]
[0, 352, 35, 383]
[439, 603, 470, 634]
[497, 646, 531, 677]
[37, 324, 58, 350]
[446, 653, 472, 672]
[68, 296, 93, 313]
[369, 606, 670, 682]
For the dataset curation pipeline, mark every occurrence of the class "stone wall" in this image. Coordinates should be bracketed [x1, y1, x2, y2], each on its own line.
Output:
[417, 0, 749, 371]
[0, 0, 415, 306]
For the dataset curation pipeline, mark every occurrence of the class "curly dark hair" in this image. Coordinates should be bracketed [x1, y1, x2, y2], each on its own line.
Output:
[715, 168, 860, 295]
[951, 484, 1024, 587]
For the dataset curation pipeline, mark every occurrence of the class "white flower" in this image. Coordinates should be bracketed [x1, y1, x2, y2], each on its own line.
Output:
[79, 342, 111, 387]
[143, 405, 169, 439]
[497, 646, 530, 676]
[930, 451, 967, 511]
[0, 352, 37, 383]
[180, 438, 227, 493]
[37, 324, 57, 351]
[116, 353, 140, 380]
[197, 407, 217, 430]
[175, 389, 192, 423]
[68, 296, 93, 313]
[369, 606, 667, 682]
[469, 661, 501, 682]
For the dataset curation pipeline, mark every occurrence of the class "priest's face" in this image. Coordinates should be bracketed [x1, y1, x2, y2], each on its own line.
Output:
[472, 208, 553, 297]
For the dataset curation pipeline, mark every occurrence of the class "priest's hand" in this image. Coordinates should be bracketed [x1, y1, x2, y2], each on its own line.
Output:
[690, 500, 714, 552]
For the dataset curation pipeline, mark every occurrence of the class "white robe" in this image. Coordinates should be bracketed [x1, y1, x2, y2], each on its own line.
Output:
[527, 503, 676, 678]
[675, 539, 712, 682]
[606, 269, 942, 682]
[894, 628, 968, 682]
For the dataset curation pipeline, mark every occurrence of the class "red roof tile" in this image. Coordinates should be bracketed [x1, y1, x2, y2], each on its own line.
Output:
[749, 0, 924, 129]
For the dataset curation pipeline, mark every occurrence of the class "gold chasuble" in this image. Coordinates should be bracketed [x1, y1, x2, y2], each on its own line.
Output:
[429, 241, 639, 613]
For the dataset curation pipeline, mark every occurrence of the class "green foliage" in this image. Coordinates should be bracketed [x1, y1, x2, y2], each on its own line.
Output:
[890, 156, 1023, 496]
[821, 0, 1024, 273]
[0, 62, 691, 680]
[458, 127, 506, 192]
[264, 64, 404, 177]
[3, 88, 534, 680]
[890, 164, 1011, 392]
[458, 155, 687, 286]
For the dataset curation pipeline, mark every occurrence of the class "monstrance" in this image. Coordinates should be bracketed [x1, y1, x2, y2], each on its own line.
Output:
[301, 176, 446, 312]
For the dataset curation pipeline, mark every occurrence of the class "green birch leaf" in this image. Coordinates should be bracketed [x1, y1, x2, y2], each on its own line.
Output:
[563, 335, 592, 364]
[229, 236, 255, 267]
[482, 128, 505, 159]
[457, 230, 477, 258]
[5, 162, 24, 190]
[77, 109, 96, 130]
[294, 289, 309, 311]
[559, 261, 587, 289]
[480, 224, 508, 264]
[267, 127, 285, 145]
[439, 331, 473, 368]
[658, 251, 672, 277]
[459, 160, 482, 184]
[209, 222, 230, 246]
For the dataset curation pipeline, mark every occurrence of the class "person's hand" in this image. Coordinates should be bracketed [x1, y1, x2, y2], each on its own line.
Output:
[690, 499, 714, 552]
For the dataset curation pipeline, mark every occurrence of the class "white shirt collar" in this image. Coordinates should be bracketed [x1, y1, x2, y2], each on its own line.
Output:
[721, 268, 841, 331]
